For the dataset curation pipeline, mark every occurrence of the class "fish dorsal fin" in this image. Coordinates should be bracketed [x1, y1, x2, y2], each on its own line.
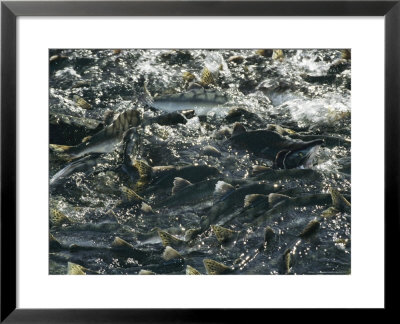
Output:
[120, 186, 144, 204]
[139, 269, 156, 275]
[214, 181, 235, 201]
[268, 193, 291, 206]
[202, 145, 221, 157]
[264, 226, 275, 244]
[157, 230, 185, 248]
[111, 237, 134, 250]
[49, 233, 62, 250]
[67, 262, 87, 275]
[298, 219, 320, 238]
[50, 208, 72, 227]
[251, 165, 271, 176]
[134, 160, 153, 180]
[109, 109, 141, 135]
[172, 177, 192, 195]
[201, 67, 216, 86]
[141, 202, 153, 213]
[329, 188, 351, 211]
[272, 49, 284, 60]
[232, 122, 246, 136]
[211, 225, 237, 243]
[244, 194, 268, 208]
[203, 258, 232, 275]
[186, 265, 201, 275]
[73, 95, 92, 110]
[184, 228, 202, 241]
[162, 246, 184, 261]
[141, 81, 154, 106]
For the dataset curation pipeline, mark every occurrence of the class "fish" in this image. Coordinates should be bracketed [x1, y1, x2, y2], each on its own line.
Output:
[49, 208, 75, 228]
[233, 193, 291, 222]
[186, 265, 201, 275]
[211, 225, 238, 244]
[162, 246, 184, 261]
[49, 153, 103, 188]
[67, 262, 88, 275]
[251, 165, 323, 182]
[226, 124, 323, 169]
[154, 177, 220, 208]
[203, 258, 234, 275]
[133, 160, 220, 190]
[253, 190, 351, 226]
[139, 270, 156, 275]
[200, 180, 282, 231]
[142, 85, 230, 115]
[50, 111, 142, 188]
[298, 219, 320, 238]
[51, 109, 142, 160]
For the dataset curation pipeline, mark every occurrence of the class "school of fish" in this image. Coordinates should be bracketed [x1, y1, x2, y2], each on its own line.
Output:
[49, 49, 351, 275]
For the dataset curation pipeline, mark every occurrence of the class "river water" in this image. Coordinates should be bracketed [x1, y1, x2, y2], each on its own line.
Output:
[49, 49, 351, 275]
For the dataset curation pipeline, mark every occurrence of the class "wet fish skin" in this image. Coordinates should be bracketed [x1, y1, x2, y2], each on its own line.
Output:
[251, 167, 323, 182]
[201, 181, 282, 231]
[62, 109, 142, 159]
[227, 125, 323, 169]
[253, 192, 351, 226]
[49, 153, 103, 188]
[154, 178, 220, 208]
[142, 164, 220, 189]
[143, 87, 230, 115]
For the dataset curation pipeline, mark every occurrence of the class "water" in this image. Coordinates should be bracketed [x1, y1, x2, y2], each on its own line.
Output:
[49, 49, 351, 275]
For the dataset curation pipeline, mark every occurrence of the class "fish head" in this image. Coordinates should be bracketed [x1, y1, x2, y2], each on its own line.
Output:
[276, 139, 323, 169]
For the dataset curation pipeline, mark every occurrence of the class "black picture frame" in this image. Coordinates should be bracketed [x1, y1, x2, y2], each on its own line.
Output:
[1, 0, 398, 322]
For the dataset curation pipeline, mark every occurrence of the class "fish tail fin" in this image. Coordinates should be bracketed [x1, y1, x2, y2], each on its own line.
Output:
[201, 67, 216, 86]
[329, 188, 351, 211]
[49, 144, 74, 161]
[139, 81, 154, 107]
[133, 160, 153, 180]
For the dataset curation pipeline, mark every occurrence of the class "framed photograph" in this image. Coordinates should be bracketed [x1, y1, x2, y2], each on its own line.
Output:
[1, 0, 397, 321]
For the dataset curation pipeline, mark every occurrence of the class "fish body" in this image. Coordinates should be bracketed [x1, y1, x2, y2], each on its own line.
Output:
[57, 109, 141, 160]
[155, 178, 220, 208]
[143, 88, 230, 115]
[253, 192, 351, 226]
[49, 153, 103, 188]
[134, 160, 220, 190]
[201, 181, 282, 230]
[50, 110, 141, 188]
[227, 126, 323, 169]
[152, 164, 220, 187]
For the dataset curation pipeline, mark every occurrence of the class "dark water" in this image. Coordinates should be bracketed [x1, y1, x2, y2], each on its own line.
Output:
[49, 49, 351, 275]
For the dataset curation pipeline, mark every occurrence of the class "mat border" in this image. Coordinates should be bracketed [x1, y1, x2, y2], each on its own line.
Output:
[1, 1, 398, 322]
